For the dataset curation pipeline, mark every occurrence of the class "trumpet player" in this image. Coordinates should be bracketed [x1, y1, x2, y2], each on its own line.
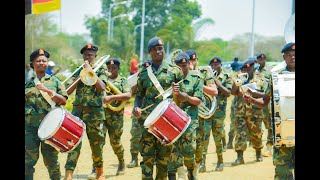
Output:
[201, 56, 232, 172]
[185, 49, 218, 175]
[25, 49, 68, 180]
[230, 58, 269, 166]
[64, 44, 108, 180]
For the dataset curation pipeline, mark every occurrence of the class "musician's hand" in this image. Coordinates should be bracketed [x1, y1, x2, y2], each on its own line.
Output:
[172, 82, 180, 95]
[237, 90, 243, 97]
[214, 78, 222, 88]
[36, 84, 50, 93]
[103, 95, 112, 104]
[84, 60, 93, 70]
[133, 107, 142, 118]
[242, 96, 250, 104]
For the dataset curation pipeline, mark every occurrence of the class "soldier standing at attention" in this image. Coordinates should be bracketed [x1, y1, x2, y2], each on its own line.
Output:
[201, 56, 233, 172]
[25, 49, 68, 180]
[132, 36, 185, 180]
[167, 52, 204, 180]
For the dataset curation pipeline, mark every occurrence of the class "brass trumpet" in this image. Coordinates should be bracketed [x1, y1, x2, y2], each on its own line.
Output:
[233, 73, 249, 86]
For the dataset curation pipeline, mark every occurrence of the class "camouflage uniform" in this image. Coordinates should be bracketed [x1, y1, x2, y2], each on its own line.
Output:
[103, 75, 130, 163]
[136, 62, 184, 180]
[129, 116, 144, 156]
[234, 74, 269, 152]
[25, 74, 68, 180]
[269, 67, 295, 179]
[195, 68, 215, 164]
[64, 66, 108, 170]
[203, 68, 232, 160]
[168, 70, 204, 173]
[227, 72, 239, 148]
[255, 65, 273, 145]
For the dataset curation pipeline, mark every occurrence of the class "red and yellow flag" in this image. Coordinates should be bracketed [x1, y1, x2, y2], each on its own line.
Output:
[32, 0, 61, 14]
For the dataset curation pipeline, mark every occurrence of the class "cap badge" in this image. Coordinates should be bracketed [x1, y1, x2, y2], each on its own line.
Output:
[182, 59, 186, 63]
[39, 49, 44, 55]
[192, 54, 196, 59]
[158, 39, 163, 45]
[87, 44, 92, 49]
[291, 45, 295, 50]
[246, 64, 250, 68]
[213, 58, 217, 63]
[261, 54, 264, 58]
[110, 60, 114, 64]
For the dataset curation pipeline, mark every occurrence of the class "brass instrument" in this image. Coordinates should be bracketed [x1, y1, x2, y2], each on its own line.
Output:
[233, 73, 249, 86]
[165, 49, 183, 64]
[65, 54, 110, 92]
[103, 78, 128, 112]
[197, 66, 218, 119]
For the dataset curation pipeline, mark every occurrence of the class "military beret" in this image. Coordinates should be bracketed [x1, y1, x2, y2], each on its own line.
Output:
[147, 36, 164, 52]
[256, 53, 266, 59]
[141, 60, 152, 68]
[281, 42, 295, 53]
[80, 43, 98, 54]
[185, 49, 197, 60]
[241, 58, 256, 69]
[209, 56, 222, 65]
[174, 52, 190, 64]
[106, 58, 121, 65]
[30, 48, 50, 62]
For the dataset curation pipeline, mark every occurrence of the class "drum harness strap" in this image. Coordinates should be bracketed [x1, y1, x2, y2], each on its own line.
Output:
[34, 77, 56, 109]
[147, 66, 172, 100]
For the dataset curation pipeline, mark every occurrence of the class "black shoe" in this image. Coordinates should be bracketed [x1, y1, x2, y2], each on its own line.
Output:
[256, 150, 263, 162]
[226, 143, 233, 149]
[116, 160, 125, 175]
[215, 163, 224, 171]
[231, 158, 245, 166]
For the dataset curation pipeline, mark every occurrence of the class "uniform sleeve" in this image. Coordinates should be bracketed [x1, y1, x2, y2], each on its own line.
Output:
[224, 73, 233, 90]
[193, 76, 204, 98]
[136, 72, 145, 97]
[56, 77, 68, 98]
[97, 67, 108, 83]
[121, 78, 131, 93]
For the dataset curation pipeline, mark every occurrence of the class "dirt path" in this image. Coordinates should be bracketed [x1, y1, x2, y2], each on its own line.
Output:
[34, 97, 275, 179]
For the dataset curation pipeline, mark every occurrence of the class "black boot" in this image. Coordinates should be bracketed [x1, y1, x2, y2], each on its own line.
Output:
[116, 159, 125, 175]
[227, 135, 234, 149]
[187, 169, 197, 180]
[127, 153, 138, 168]
[25, 175, 33, 180]
[256, 149, 263, 162]
[222, 137, 227, 152]
[198, 155, 206, 173]
[168, 171, 176, 180]
[232, 150, 245, 166]
[215, 154, 224, 171]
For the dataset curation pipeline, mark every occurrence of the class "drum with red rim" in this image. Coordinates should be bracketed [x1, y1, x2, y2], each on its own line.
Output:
[144, 99, 191, 145]
[38, 107, 86, 153]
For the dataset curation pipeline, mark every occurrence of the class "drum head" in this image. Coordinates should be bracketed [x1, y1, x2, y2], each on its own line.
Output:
[38, 108, 65, 139]
[144, 99, 170, 127]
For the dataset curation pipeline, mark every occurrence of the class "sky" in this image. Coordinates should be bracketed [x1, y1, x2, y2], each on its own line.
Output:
[50, 0, 293, 41]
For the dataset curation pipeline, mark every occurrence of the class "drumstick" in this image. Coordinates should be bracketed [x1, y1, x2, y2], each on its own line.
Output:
[155, 79, 184, 99]
[141, 104, 154, 112]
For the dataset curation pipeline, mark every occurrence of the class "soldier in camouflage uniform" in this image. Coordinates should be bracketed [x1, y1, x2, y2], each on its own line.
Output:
[64, 44, 108, 180]
[25, 49, 68, 180]
[127, 60, 152, 169]
[271, 42, 295, 179]
[132, 36, 185, 180]
[230, 58, 269, 166]
[201, 56, 233, 172]
[185, 49, 218, 175]
[255, 53, 273, 157]
[101, 58, 131, 176]
[167, 52, 204, 180]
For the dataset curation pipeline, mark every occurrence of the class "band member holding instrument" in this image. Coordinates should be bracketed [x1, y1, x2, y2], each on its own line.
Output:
[185, 49, 218, 174]
[201, 56, 232, 172]
[103, 58, 131, 175]
[167, 52, 203, 180]
[255, 53, 273, 157]
[230, 58, 269, 166]
[132, 36, 185, 179]
[127, 60, 151, 168]
[25, 49, 68, 180]
[64, 44, 108, 180]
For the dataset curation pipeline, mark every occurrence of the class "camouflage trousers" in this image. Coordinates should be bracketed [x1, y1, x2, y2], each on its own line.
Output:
[129, 116, 144, 155]
[228, 107, 236, 141]
[273, 146, 295, 180]
[203, 116, 226, 156]
[195, 117, 205, 163]
[168, 123, 197, 172]
[139, 128, 172, 180]
[103, 109, 125, 161]
[234, 114, 263, 151]
[65, 120, 106, 170]
[25, 114, 61, 180]
[262, 107, 273, 145]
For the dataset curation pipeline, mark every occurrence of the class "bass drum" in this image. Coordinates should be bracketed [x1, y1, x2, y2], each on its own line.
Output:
[271, 72, 295, 147]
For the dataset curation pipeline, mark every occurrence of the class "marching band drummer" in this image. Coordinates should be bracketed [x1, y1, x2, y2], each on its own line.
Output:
[132, 36, 185, 180]
[25, 49, 68, 180]
[63, 44, 108, 180]
[185, 49, 218, 175]
[167, 52, 204, 180]
[102, 58, 131, 176]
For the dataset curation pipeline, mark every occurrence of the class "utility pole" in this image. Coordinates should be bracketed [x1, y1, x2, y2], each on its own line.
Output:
[107, 1, 128, 41]
[139, 0, 145, 63]
[249, 0, 255, 59]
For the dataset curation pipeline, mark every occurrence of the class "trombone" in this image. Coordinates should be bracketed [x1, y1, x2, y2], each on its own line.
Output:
[64, 54, 110, 92]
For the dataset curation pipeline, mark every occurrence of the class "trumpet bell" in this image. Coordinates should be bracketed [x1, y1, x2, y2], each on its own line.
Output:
[79, 68, 98, 86]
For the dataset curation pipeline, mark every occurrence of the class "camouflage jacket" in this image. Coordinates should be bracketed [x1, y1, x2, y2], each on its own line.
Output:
[106, 74, 130, 108]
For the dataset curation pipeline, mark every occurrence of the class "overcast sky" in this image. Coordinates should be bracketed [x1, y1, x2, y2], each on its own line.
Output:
[50, 0, 293, 41]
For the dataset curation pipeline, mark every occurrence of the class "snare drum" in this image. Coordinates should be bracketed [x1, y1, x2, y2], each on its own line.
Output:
[144, 99, 191, 145]
[38, 107, 86, 153]
[271, 73, 295, 147]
